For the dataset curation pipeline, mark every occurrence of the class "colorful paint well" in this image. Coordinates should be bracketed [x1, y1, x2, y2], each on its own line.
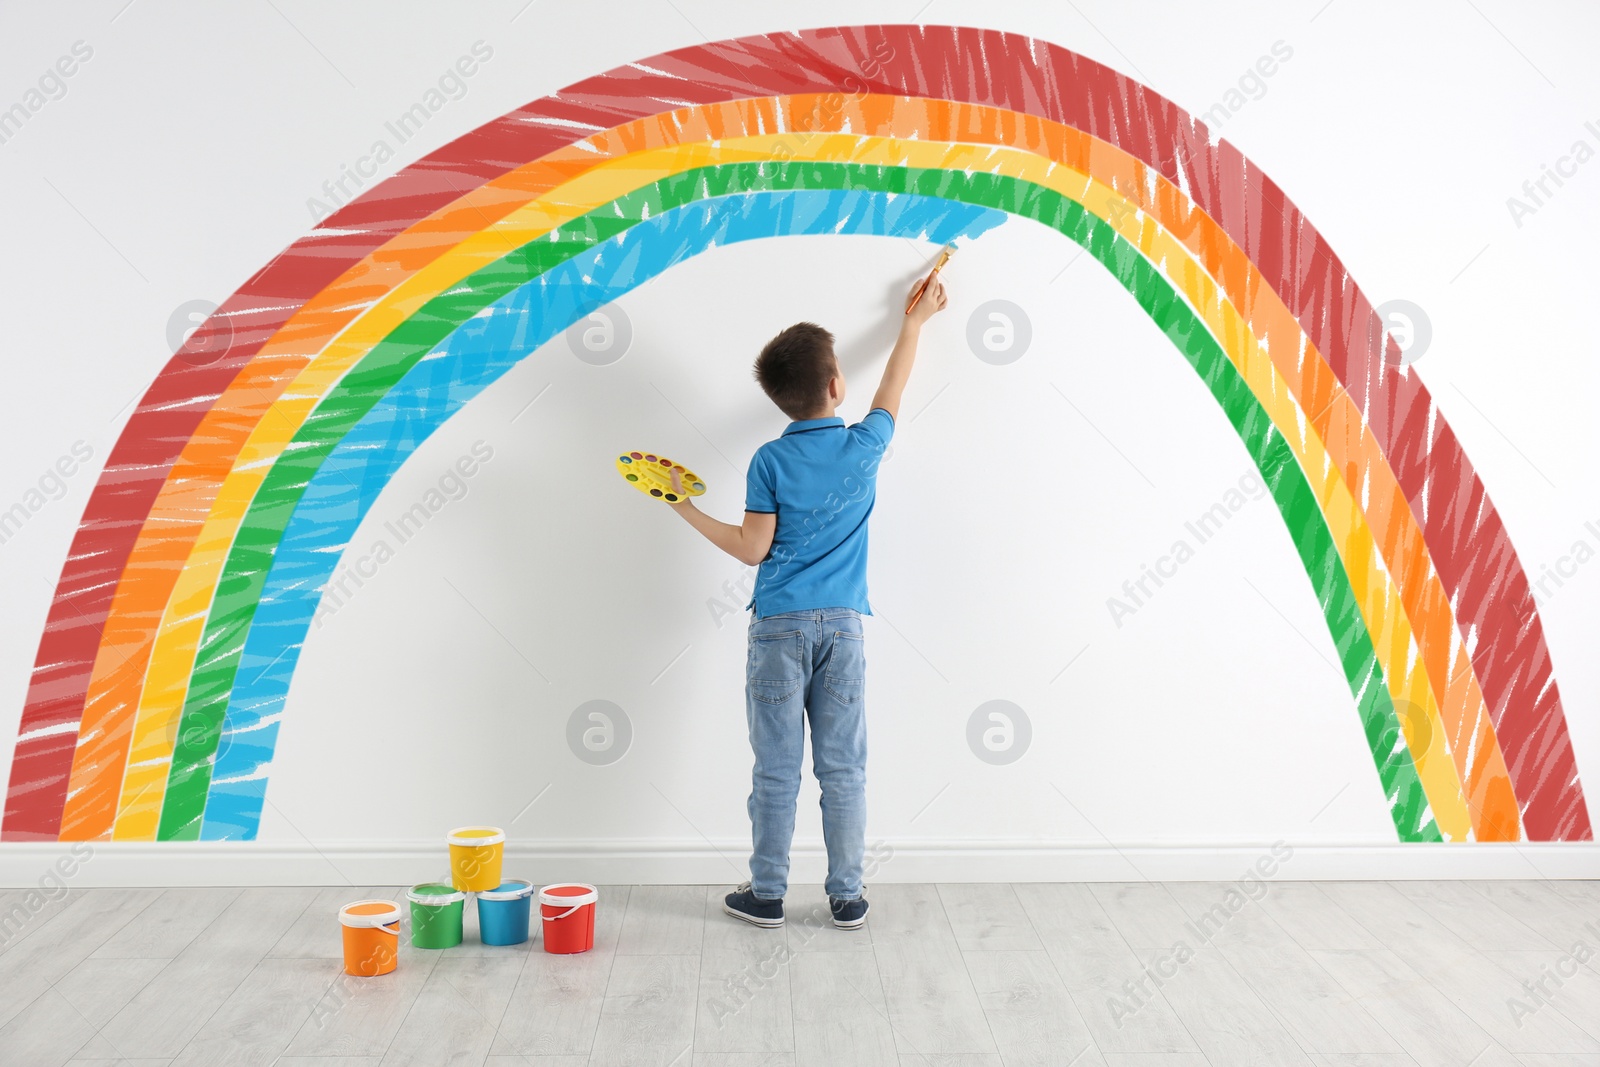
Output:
[338, 899, 401, 976]
[616, 451, 704, 504]
[540, 883, 598, 954]
[477, 879, 535, 946]
[447, 826, 505, 892]
[407, 883, 465, 949]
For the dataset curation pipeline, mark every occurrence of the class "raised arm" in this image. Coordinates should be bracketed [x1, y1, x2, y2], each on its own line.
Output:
[871, 274, 949, 420]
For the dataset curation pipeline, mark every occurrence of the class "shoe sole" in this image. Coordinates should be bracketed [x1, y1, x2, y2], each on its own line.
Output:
[831, 908, 869, 930]
[722, 901, 784, 928]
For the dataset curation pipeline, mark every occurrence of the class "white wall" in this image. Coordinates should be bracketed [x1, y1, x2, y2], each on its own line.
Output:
[1, 0, 1596, 885]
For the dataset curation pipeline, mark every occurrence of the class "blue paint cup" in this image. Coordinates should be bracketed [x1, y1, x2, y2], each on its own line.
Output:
[476, 879, 534, 945]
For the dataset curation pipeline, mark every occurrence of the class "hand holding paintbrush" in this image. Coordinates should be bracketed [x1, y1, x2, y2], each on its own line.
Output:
[905, 243, 955, 316]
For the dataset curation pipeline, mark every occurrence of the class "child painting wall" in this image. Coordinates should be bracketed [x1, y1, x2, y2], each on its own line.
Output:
[0, 1, 1595, 884]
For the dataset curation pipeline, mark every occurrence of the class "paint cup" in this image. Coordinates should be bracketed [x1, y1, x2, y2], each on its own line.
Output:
[477, 879, 535, 946]
[539, 883, 598, 954]
[339, 899, 401, 976]
[408, 883, 465, 949]
[447, 826, 505, 892]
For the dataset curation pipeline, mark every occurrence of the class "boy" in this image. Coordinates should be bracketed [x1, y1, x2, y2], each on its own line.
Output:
[662, 274, 949, 929]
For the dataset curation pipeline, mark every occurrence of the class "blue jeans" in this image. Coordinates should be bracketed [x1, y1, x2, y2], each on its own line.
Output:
[744, 607, 867, 901]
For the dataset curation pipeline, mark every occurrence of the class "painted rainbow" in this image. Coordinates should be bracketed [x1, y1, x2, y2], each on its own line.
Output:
[5, 26, 1588, 843]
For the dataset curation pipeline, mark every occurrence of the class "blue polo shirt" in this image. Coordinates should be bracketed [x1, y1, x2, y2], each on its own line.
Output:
[744, 407, 895, 618]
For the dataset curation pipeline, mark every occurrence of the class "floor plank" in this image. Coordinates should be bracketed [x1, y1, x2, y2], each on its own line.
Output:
[170, 956, 339, 1066]
[1256, 883, 1384, 952]
[97, 887, 316, 1058]
[936, 884, 1043, 952]
[0, 985, 105, 1065]
[1389, 881, 1558, 952]
[1469, 882, 1600, 964]
[1485, 950, 1600, 1045]
[0, 887, 162, 1029]
[1155, 949, 1315, 1065]
[1548, 879, 1600, 908]
[91, 887, 239, 959]
[789, 949, 898, 1067]
[379, 954, 525, 1066]
[281, 942, 440, 1057]
[588, 953, 700, 1066]
[489, 944, 611, 1058]
[1319, 882, 1600, 1055]
[1090, 883, 1195, 952]
[0, 883, 86, 958]
[696, 945, 795, 1054]
[1163, 882, 1400, 1055]
[54, 956, 172, 1029]
[489, 889, 627, 1062]
[1309, 947, 1511, 1065]
[618, 885, 708, 956]
[862, 883, 958, 944]
[489, 885, 626, 1059]
[962, 949, 1098, 1066]
[1014, 882, 1198, 1056]
[874, 936, 996, 1056]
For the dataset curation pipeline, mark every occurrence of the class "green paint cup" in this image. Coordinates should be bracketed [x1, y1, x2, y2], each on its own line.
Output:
[408, 883, 465, 949]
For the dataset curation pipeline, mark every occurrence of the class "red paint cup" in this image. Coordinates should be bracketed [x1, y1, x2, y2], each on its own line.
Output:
[539, 883, 598, 953]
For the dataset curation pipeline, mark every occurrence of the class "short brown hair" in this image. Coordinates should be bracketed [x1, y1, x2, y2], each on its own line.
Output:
[754, 322, 836, 419]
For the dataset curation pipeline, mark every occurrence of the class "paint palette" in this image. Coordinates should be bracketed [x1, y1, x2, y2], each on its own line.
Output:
[616, 451, 706, 503]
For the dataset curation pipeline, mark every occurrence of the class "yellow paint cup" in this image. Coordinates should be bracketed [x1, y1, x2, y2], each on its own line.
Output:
[447, 826, 505, 892]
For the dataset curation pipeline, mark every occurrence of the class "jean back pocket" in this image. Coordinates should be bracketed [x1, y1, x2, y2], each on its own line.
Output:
[748, 629, 804, 704]
[822, 630, 865, 704]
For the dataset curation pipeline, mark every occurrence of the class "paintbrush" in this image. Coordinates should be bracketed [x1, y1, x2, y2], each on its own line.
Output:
[905, 243, 955, 315]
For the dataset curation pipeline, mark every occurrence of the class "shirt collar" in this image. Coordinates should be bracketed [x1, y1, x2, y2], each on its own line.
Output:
[782, 416, 844, 436]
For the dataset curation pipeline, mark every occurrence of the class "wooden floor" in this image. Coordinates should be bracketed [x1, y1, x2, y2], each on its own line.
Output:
[1, 880, 1598, 1065]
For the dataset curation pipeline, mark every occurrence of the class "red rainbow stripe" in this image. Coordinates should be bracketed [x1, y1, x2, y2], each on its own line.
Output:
[6, 25, 1587, 841]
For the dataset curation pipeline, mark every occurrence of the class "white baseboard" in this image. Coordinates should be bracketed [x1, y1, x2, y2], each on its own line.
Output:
[3, 837, 1598, 888]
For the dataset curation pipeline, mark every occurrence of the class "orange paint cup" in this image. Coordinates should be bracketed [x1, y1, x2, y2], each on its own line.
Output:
[447, 826, 505, 892]
[338, 899, 401, 976]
